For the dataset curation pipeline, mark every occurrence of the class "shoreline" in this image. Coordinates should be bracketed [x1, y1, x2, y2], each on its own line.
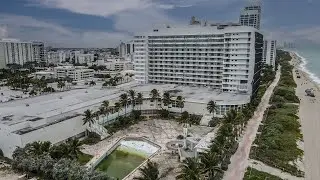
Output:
[290, 50, 320, 88]
[290, 51, 320, 180]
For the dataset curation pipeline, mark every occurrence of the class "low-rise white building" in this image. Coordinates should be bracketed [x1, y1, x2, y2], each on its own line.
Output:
[55, 66, 94, 81]
[34, 71, 56, 79]
[106, 61, 133, 71]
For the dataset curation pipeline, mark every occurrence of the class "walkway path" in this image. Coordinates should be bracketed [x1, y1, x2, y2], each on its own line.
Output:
[223, 66, 281, 180]
[248, 159, 303, 180]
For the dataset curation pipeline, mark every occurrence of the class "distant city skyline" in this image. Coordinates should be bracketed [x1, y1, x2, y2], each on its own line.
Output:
[0, 0, 319, 47]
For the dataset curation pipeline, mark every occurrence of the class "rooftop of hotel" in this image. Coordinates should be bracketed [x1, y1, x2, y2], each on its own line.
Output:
[140, 23, 260, 36]
[0, 82, 250, 126]
[131, 84, 251, 104]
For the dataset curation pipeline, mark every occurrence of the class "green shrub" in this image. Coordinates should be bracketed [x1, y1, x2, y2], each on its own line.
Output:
[244, 167, 283, 180]
[80, 132, 101, 145]
[250, 50, 304, 177]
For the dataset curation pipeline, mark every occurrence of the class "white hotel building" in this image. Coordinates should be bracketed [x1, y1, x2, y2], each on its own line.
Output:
[134, 24, 263, 95]
[262, 40, 277, 68]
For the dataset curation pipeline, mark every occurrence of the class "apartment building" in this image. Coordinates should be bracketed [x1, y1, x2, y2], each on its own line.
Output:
[55, 66, 94, 81]
[262, 40, 277, 68]
[0, 39, 33, 69]
[32, 41, 45, 63]
[75, 53, 94, 64]
[134, 24, 263, 95]
[47, 51, 66, 65]
[239, 3, 261, 30]
[133, 36, 148, 84]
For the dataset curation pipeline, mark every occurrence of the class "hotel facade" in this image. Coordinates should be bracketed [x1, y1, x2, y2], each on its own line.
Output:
[134, 24, 263, 95]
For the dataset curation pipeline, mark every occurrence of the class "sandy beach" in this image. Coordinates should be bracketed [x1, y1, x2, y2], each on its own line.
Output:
[291, 52, 320, 180]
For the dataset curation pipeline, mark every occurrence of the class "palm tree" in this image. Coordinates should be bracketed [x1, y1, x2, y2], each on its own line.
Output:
[150, 89, 160, 113]
[235, 110, 245, 137]
[134, 160, 159, 180]
[176, 158, 202, 180]
[223, 109, 241, 140]
[82, 109, 95, 127]
[98, 106, 106, 123]
[200, 150, 223, 178]
[207, 100, 217, 116]
[128, 90, 136, 110]
[57, 81, 65, 91]
[176, 96, 185, 113]
[27, 141, 51, 156]
[67, 139, 82, 159]
[137, 93, 143, 110]
[114, 102, 122, 117]
[89, 80, 96, 86]
[180, 111, 191, 127]
[101, 100, 110, 120]
[119, 93, 129, 115]
[223, 109, 237, 124]
[162, 92, 171, 108]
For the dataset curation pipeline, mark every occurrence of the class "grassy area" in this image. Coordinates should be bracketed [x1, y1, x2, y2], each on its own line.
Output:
[244, 167, 283, 180]
[250, 50, 304, 177]
[77, 152, 93, 165]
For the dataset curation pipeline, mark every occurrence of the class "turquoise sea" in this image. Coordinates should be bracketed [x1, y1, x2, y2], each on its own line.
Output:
[290, 46, 320, 84]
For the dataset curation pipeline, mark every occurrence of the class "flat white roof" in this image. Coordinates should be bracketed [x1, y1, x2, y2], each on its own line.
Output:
[131, 84, 250, 105]
[35, 71, 55, 75]
[0, 83, 250, 126]
[144, 24, 260, 36]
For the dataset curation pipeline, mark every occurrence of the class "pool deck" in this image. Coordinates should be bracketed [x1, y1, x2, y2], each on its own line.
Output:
[81, 119, 213, 180]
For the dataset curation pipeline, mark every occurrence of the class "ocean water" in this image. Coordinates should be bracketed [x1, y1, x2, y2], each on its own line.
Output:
[291, 46, 320, 85]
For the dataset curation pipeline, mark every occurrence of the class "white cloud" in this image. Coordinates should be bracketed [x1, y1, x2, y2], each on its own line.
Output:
[113, 8, 182, 34]
[29, 0, 152, 17]
[264, 26, 320, 45]
[0, 14, 130, 47]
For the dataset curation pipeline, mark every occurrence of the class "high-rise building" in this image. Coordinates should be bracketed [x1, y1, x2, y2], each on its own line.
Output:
[239, 1, 261, 30]
[32, 41, 45, 63]
[133, 36, 148, 84]
[0, 39, 33, 69]
[118, 42, 127, 58]
[134, 24, 263, 95]
[262, 40, 277, 68]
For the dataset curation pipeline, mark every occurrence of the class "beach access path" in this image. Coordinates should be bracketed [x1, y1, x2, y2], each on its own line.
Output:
[291, 52, 320, 180]
[223, 66, 281, 180]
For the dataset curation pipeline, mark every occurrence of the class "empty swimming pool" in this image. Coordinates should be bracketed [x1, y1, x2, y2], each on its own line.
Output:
[94, 138, 160, 179]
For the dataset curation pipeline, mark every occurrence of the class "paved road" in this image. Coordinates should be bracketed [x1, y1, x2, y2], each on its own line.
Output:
[223, 67, 281, 180]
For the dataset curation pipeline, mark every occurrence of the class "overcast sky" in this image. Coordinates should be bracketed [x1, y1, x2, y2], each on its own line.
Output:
[0, 0, 319, 48]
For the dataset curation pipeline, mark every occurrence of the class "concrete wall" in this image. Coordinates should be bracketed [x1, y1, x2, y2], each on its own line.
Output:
[0, 116, 87, 158]
[20, 116, 87, 147]
[0, 127, 23, 158]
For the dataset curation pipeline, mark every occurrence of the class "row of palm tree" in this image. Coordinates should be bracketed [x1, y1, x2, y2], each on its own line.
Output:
[176, 105, 254, 180]
[82, 88, 185, 127]
[102, 75, 129, 87]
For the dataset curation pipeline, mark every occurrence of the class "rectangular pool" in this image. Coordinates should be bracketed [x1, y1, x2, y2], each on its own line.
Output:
[95, 139, 159, 179]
